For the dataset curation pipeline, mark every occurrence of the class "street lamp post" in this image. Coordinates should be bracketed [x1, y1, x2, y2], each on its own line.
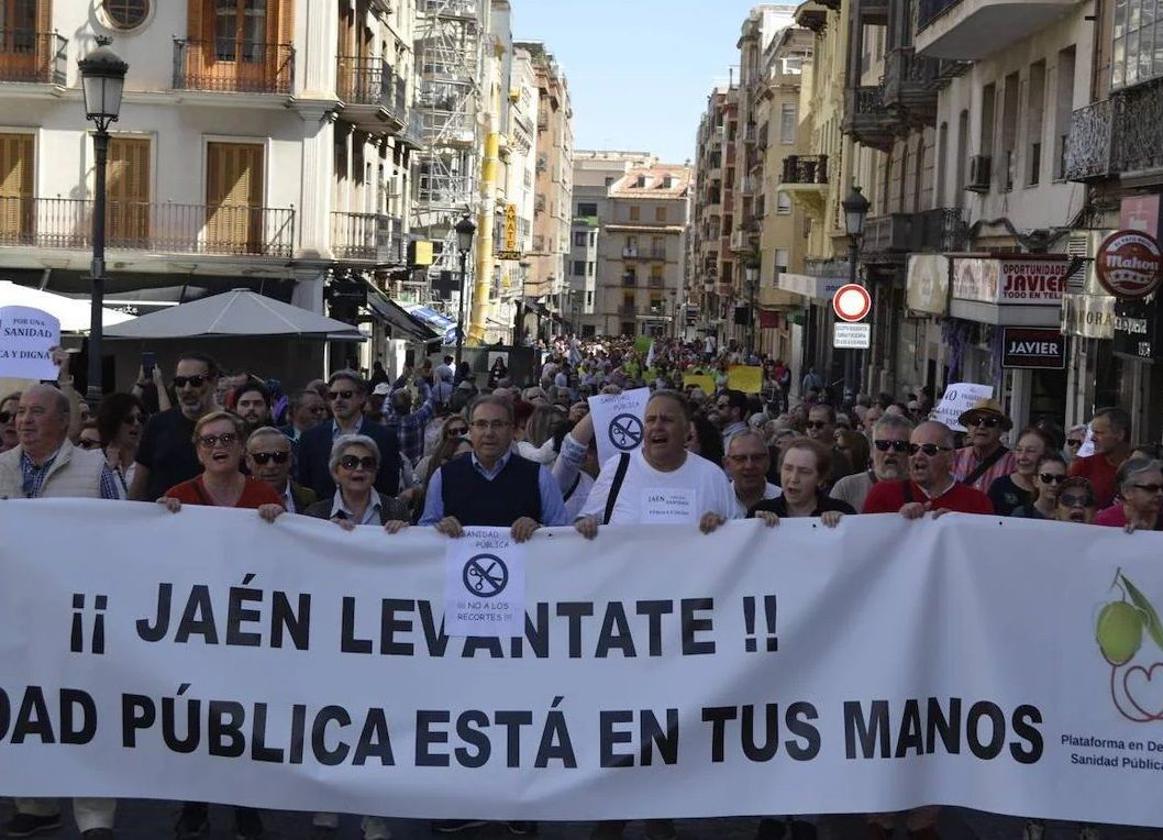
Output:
[78, 37, 127, 404]
[454, 215, 476, 366]
[744, 261, 759, 357]
[841, 185, 871, 402]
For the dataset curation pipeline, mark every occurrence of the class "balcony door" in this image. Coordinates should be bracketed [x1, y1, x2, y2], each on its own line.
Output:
[205, 141, 263, 254]
[0, 133, 33, 244]
[107, 137, 150, 248]
[0, 0, 46, 81]
[187, 0, 291, 92]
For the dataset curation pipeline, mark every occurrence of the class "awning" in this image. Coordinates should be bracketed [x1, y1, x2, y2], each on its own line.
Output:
[365, 287, 441, 343]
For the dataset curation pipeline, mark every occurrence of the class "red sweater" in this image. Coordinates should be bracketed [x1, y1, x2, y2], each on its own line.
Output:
[863, 479, 995, 515]
[165, 475, 282, 509]
[1069, 453, 1123, 510]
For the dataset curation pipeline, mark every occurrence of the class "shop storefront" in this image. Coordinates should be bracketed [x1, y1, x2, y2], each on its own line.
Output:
[777, 271, 846, 395]
[902, 254, 951, 400]
[948, 254, 1071, 432]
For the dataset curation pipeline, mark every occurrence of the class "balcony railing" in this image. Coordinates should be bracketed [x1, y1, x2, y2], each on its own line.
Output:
[337, 57, 407, 120]
[1113, 78, 1163, 175]
[918, 0, 962, 31]
[0, 30, 67, 84]
[843, 85, 895, 152]
[862, 208, 966, 255]
[882, 48, 940, 122]
[419, 0, 479, 17]
[622, 274, 637, 286]
[331, 212, 405, 263]
[781, 154, 829, 184]
[0, 197, 295, 257]
[173, 39, 295, 94]
[620, 303, 637, 316]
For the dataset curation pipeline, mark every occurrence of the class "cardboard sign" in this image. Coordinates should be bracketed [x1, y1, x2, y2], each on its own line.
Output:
[0, 306, 60, 381]
[727, 365, 763, 394]
[443, 528, 526, 637]
[931, 383, 994, 432]
[588, 387, 650, 467]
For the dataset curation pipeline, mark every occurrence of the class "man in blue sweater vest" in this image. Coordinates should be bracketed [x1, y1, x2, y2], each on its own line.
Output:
[420, 393, 569, 540]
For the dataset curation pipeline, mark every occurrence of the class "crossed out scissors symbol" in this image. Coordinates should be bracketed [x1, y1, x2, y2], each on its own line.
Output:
[463, 554, 508, 598]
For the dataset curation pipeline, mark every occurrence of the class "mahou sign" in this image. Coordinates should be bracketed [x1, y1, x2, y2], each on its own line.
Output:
[1096, 230, 1163, 299]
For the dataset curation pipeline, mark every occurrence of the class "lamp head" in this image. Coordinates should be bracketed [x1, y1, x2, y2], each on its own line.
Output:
[79, 40, 128, 129]
[842, 186, 871, 238]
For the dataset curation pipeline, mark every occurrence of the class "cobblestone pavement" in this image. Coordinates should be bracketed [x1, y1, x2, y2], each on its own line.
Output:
[2, 800, 1160, 840]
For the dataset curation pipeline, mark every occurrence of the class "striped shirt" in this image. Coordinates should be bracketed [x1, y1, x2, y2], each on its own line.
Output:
[950, 445, 1017, 494]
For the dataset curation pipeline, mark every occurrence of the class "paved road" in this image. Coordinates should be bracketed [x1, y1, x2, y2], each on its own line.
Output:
[3, 800, 1159, 840]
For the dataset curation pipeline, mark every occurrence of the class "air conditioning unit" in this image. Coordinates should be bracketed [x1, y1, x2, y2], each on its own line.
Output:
[966, 155, 991, 193]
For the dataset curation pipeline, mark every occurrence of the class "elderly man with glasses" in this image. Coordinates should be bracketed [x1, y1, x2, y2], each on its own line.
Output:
[245, 426, 316, 514]
[950, 398, 1016, 493]
[831, 414, 914, 513]
[725, 429, 782, 515]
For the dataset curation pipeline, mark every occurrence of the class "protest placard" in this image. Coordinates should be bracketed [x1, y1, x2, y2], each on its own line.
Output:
[0, 306, 59, 381]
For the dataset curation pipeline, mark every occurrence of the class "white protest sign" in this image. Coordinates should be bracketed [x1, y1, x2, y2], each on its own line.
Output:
[4, 502, 1163, 827]
[642, 488, 696, 524]
[588, 386, 650, 468]
[931, 382, 993, 431]
[0, 306, 60, 381]
[443, 527, 526, 637]
[1077, 423, 1095, 458]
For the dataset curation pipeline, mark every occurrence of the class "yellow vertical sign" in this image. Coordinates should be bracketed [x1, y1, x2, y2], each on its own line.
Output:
[503, 203, 519, 255]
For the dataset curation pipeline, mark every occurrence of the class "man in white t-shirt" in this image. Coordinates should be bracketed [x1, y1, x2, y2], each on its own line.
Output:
[577, 390, 738, 533]
[725, 428, 782, 516]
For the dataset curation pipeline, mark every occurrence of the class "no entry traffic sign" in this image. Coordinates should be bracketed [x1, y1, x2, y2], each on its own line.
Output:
[832, 284, 871, 322]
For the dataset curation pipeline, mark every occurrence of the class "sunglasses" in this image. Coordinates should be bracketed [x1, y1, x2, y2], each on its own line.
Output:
[806, 421, 829, 429]
[249, 451, 290, 465]
[445, 426, 469, 437]
[1059, 494, 1094, 508]
[328, 390, 355, 401]
[1066, 439, 1083, 448]
[873, 439, 910, 453]
[1131, 483, 1163, 494]
[969, 416, 1001, 428]
[470, 420, 512, 431]
[339, 455, 377, 471]
[0, 411, 11, 424]
[1039, 473, 1067, 484]
[173, 375, 208, 389]
[197, 432, 238, 449]
[909, 443, 952, 456]
[77, 439, 102, 450]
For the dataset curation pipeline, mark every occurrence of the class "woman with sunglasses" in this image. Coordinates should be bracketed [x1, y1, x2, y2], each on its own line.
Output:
[1053, 476, 1098, 523]
[416, 413, 469, 481]
[1062, 424, 1087, 463]
[0, 391, 19, 453]
[91, 393, 146, 500]
[987, 427, 1055, 516]
[1095, 457, 1163, 533]
[158, 411, 283, 521]
[303, 434, 410, 532]
[1011, 453, 1068, 519]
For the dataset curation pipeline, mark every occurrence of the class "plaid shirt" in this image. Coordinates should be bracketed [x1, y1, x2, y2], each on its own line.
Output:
[950, 445, 1017, 494]
[20, 449, 120, 500]
[383, 383, 437, 465]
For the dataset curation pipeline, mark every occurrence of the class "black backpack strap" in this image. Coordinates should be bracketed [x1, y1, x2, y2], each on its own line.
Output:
[603, 453, 631, 525]
[563, 473, 582, 503]
[962, 446, 1008, 487]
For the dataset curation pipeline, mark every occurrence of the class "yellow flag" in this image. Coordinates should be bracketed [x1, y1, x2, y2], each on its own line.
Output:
[727, 365, 763, 394]
[683, 373, 716, 394]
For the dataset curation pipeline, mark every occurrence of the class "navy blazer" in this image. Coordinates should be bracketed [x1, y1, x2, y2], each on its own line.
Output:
[296, 419, 402, 499]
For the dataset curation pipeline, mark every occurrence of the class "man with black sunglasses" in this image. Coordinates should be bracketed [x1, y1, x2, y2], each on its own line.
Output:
[130, 353, 220, 501]
[296, 370, 402, 501]
[951, 398, 1016, 493]
[863, 421, 993, 517]
[831, 414, 913, 512]
[246, 426, 315, 514]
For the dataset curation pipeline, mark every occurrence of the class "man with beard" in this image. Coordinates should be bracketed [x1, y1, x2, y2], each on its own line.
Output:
[234, 381, 272, 438]
[129, 353, 219, 501]
[863, 421, 993, 517]
[831, 414, 912, 512]
[950, 399, 1016, 493]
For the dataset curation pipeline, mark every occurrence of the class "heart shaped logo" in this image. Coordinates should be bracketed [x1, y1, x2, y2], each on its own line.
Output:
[1123, 662, 1163, 721]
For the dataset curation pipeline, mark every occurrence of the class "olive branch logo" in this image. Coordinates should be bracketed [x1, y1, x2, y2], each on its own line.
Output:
[1099, 569, 1163, 723]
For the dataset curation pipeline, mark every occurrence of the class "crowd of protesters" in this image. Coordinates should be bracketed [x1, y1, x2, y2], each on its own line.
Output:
[0, 332, 1159, 840]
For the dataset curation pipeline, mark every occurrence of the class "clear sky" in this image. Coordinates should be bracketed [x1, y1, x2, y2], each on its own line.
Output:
[513, 0, 761, 166]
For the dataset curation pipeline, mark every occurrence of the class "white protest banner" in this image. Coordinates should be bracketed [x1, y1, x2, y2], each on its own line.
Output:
[931, 382, 993, 431]
[0, 306, 60, 381]
[588, 386, 650, 467]
[443, 527, 526, 636]
[3, 501, 1163, 827]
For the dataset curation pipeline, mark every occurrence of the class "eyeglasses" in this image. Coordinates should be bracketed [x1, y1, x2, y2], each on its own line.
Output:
[1131, 483, 1163, 494]
[1066, 439, 1083, 448]
[1039, 473, 1067, 484]
[249, 451, 290, 465]
[339, 455, 377, 471]
[806, 421, 829, 430]
[197, 432, 238, 449]
[470, 419, 512, 431]
[969, 416, 1001, 428]
[873, 439, 910, 453]
[0, 411, 11, 424]
[77, 439, 102, 450]
[173, 375, 207, 389]
[1059, 494, 1094, 508]
[909, 443, 952, 456]
[328, 390, 355, 401]
[445, 426, 469, 437]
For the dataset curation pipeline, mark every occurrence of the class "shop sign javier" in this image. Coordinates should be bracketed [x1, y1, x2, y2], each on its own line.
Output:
[952, 257, 1068, 305]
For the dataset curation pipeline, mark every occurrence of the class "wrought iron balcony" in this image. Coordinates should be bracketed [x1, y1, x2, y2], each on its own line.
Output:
[331, 212, 405, 263]
[337, 57, 408, 127]
[1065, 78, 1163, 182]
[882, 48, 940, 125]
[173, 39, 295, 94]
[0, 30, 67, 84]
[0, 197, 295, 257]
[918, 0, 962, 31]
[843, 86, 895, 152]
[861, 208, 967, 257]
[781, 154, 829, 185]
[1064, 99, 1112, 181]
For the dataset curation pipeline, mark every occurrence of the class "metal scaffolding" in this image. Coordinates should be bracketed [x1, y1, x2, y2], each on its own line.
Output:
[413, 0, 484, 286]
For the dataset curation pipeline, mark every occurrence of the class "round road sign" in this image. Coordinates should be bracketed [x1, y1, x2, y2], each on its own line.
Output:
[832, 284, 872, 323]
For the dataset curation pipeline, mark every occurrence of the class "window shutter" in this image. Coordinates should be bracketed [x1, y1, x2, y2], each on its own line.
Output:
[0, 134, 34, 242]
